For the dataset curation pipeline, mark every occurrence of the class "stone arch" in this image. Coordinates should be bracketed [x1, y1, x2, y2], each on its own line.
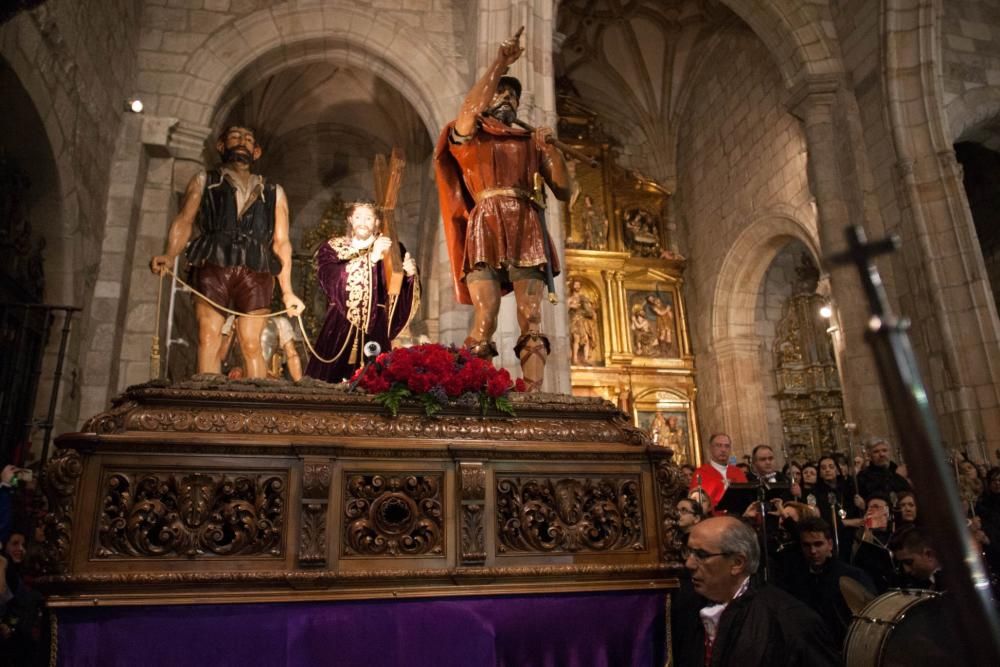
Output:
[711, 208, 821, 344]
[157, 5, 462, 142]
[0, 53, 69, 303]
[947, 86, 1000, 147]
[719, 0, 841, 87]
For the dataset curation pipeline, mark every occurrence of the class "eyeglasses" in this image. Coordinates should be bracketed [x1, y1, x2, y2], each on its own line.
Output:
[682, 547, 733, 562]
[677, 507, 695, 515]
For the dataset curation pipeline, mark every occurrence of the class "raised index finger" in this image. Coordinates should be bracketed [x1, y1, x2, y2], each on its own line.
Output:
[511, 26, 524, 42]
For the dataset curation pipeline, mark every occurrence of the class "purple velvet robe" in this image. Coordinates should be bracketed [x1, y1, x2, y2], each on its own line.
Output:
[304, 238, 418, 383]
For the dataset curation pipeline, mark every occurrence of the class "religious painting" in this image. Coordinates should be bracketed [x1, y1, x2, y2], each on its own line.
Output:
[626, 289, 679, 359]
[636, 402, 693, 465]
[566, 275, 603, 367]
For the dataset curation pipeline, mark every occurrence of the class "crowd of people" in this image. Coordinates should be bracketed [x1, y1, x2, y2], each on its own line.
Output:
[673, 432, 1000, 665]
[0, 464, 45, 666]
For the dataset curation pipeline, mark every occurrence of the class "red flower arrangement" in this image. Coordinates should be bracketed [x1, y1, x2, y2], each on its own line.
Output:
[349, 343, 527, 417]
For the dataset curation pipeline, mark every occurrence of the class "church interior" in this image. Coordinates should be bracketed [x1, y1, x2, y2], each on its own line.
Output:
[3, 0, 1000, 664]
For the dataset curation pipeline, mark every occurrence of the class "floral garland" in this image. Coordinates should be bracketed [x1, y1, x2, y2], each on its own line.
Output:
[350, 343, 526, 417]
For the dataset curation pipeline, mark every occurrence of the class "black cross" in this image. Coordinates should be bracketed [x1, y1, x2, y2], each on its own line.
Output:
[826, 225, 901, 319]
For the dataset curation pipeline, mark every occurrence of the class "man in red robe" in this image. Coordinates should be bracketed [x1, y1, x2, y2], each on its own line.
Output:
[434, 28, 571, 391]
[690, 432, 748, 509]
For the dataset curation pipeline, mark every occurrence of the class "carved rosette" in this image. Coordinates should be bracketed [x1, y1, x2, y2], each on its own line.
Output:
[343, 473, 443, 557]
[495, 476, 644, 554]
[96, 471, 285, 558]
[652, 459, 687, 563]
[299, 460, 331, 566]
[36, 448, 84, 574]
[458, 462, 487, 564]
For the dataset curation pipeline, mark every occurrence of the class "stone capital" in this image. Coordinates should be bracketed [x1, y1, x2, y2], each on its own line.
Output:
[785, 74, 843, 123]
[140, 116, 179, 158]
[168, 121, 213, 163]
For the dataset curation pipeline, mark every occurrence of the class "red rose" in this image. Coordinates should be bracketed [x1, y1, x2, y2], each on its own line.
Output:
[514, 378, 526, 392]
[443, 376, 465, 397]
[408, 374, 433, 394]
[486, 373, 510, 398]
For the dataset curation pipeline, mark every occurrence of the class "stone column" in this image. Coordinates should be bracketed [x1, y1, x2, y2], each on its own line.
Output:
[710, 335, 769, 459]
[462, 0, 570, 393]
[787, 77, 892, 441]
[115, 119, 212, 389]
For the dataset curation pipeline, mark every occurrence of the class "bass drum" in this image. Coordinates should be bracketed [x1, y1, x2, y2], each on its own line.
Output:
[844, 589, 956, 666]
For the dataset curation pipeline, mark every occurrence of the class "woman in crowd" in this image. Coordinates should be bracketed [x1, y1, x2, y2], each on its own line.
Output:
[801, 462, 818, 498]
[894, 491, 918, 529]
[812, 455, 862, 561]
[852, 494, 896, 593]
[1, 529, 44, 666]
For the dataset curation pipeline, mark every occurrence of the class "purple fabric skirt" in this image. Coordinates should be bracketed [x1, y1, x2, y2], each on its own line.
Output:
[56, 590, 665, 667]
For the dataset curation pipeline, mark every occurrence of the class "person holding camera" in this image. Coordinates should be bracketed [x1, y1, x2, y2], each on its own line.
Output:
[304, 201, 419, 383]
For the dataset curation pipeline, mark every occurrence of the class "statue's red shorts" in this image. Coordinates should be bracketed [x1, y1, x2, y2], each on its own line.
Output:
[191, 263, 274, 314]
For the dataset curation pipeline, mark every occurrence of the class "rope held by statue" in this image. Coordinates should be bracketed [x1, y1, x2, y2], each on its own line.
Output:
[149, 266, 342, 375]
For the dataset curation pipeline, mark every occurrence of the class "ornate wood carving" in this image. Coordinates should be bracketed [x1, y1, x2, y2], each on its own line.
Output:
[299, 504, 327, 565]
[343, 473, 444, 557]
[96, 471, 285, 558]
[36, 448, 83, 574]
[773, 263, 846, 460]
[652, 458, 687, 563]
[299, 459, 331, 566]
[458, 462, 486, 564]
[81, 384, 651, 447]
[495, 475, 644, 554]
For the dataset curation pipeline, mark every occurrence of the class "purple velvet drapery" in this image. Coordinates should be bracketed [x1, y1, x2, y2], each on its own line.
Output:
[56, 591, 665, 667]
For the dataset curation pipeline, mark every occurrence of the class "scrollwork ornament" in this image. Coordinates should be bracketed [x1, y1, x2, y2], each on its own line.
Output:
[299, 503, 327, 564]
[343, 474, 444, 557]
[652, 459, 687, 563]
[35, 448, 84, 574]
[495, 476, 644, 554]
[96, 471, 285, 558]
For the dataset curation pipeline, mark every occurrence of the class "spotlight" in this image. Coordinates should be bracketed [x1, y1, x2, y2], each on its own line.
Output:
[819, 304, 833, 319]
[125, 99, 144, 113]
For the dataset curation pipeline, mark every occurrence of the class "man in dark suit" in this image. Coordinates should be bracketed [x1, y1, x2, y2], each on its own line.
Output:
[780, 517, 875, 645]
[675, 516, 839, 666]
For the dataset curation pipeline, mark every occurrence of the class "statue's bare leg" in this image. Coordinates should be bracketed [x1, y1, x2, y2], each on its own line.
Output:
[283, 342, 303, 381]
[194, 300, 227, 374]
[236, 309, 269, 378]
[512, 277, 549, 391]
[465, 278, 501, 358]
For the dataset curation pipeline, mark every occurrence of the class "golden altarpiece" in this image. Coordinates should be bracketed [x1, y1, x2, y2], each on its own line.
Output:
[558, 99, 700, 466]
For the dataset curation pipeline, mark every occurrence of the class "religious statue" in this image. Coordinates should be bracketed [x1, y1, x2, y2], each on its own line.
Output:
[567, 278, 599, 366]
[630, 304, 657, 356]
[646, 295, 675, 356]
[649, 411, 686, 461]
[580, 194, 608, 250]
[304, 201, 419, 384]
[217, 312, 303, 381]
[434, 27, 571, 391]
[150, 125, 305, 378]
[623, 207, 660, 257]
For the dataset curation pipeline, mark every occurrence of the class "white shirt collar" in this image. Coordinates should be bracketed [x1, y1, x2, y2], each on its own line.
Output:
[699, 576, 751, 642]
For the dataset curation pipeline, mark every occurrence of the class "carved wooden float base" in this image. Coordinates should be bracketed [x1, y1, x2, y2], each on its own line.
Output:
[37, 378, 687, 607]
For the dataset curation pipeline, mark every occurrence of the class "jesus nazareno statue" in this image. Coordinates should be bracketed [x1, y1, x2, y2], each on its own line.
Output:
[303, 201, 419, 384]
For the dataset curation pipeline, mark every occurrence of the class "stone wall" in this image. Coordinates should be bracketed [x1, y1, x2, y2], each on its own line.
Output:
[940, 0, 1000, 143]
[754, 241, 809, 454]
[0, 1, 143, 442]
[676, 26, 816, 457]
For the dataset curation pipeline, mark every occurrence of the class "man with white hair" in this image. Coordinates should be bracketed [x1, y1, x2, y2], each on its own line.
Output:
[675, 516, 839, 666]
